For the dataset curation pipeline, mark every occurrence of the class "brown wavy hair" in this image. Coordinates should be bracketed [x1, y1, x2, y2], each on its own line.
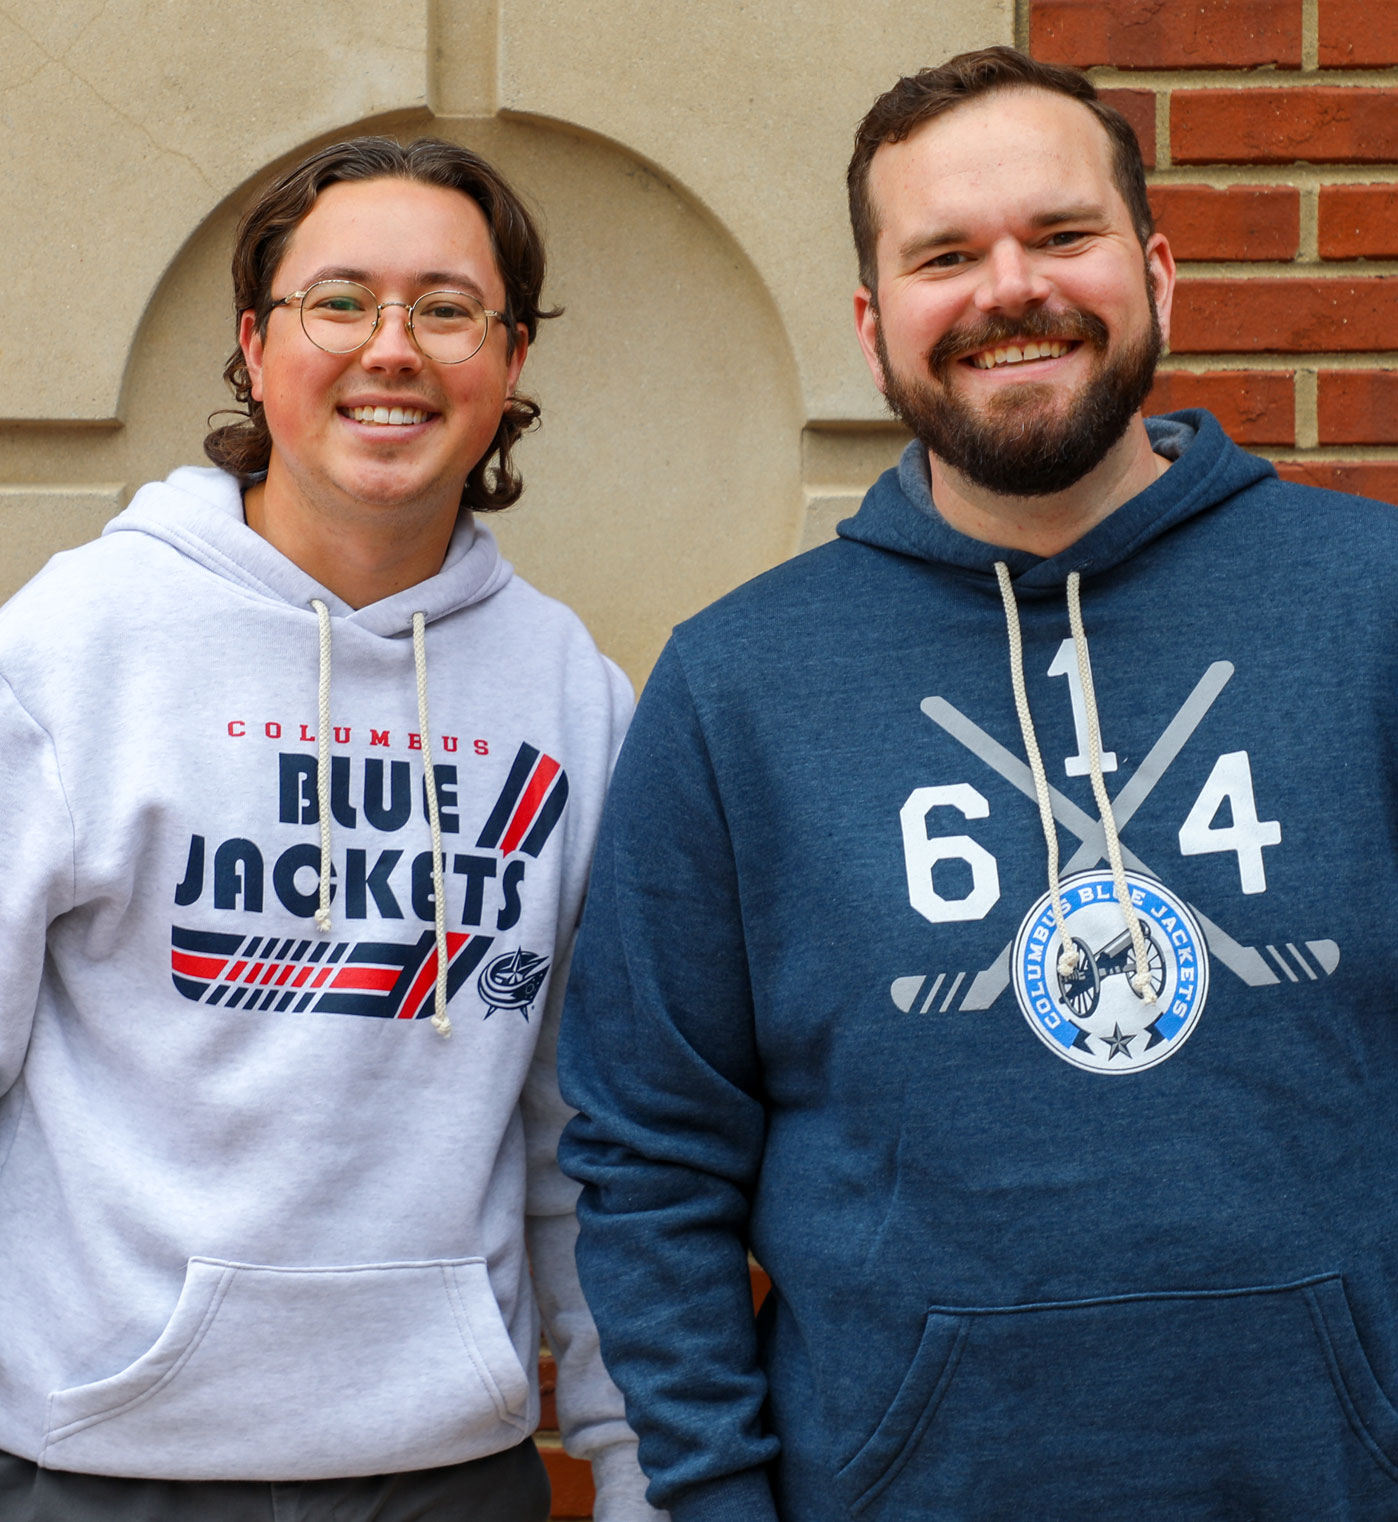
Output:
[848, 46, 1154, 296]
[204, 136, 559, 513]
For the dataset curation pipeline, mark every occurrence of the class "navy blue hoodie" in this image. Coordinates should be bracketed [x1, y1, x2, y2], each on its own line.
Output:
[560, 412, 1398, 1521]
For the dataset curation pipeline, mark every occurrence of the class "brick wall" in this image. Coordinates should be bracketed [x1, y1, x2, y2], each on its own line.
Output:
[1026, 0, 1398, 502]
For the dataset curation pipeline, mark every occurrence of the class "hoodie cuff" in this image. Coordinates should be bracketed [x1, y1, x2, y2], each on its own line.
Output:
[665, 1467, 778, 1522]
[590, 1440, 670, 1522]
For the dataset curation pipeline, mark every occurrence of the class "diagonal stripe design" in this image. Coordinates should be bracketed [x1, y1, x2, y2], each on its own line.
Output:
[170, 925, 494, 1019]
[476, 742, 569, 858]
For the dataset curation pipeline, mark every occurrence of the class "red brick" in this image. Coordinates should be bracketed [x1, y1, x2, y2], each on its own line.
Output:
[1272, 461, 1398, 503]
[1149, 185, 1298, 261]
[1173, 89, 1398, 165]
[540, 1442, 594, 1519]
[1319, 0, 1398, 67]
[1030, 0, 1301, 68]
[1170, 278, 1398, 352]
[1100, 89, 1156, 168]
[539, 1353, 559, 1430]
[1317, 370, 1398, 444]
[1319, 186, 1398, 260]
[1146, 370, 1294, 443]
[751, 1262, 771, 1311]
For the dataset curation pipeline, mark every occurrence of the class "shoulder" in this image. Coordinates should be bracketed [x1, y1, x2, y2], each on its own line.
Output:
[674, 538, 872, 652]
[1206, 469, 1398, 563]
[487, 573, 627, 680]
[664, 533, 916, 711]
[471, 571, 634, 742]
[0, 518, 168, 644]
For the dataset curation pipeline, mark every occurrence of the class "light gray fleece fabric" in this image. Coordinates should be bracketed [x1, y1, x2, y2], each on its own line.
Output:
[0, 467, 661, 1518]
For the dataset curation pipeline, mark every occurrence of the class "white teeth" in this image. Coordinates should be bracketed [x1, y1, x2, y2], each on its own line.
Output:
[348, 406, 429, 425]
[970, 340, 1071, 370]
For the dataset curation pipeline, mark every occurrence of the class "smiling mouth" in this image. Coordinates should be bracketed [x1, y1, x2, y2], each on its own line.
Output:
[966, 339, 1077, 371]
[343, 405, 434, 426]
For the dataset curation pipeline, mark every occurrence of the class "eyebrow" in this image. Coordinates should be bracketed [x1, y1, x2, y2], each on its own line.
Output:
[301, 266, 490, 301]
[894, 203, 1112, 264]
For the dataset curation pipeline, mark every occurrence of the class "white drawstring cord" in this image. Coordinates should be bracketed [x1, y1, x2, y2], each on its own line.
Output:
[311, 598, 333, 933]
[994, 563, 1078, 978]
[994, 563, 1156, 1005]
[413, 612, 451, 1037]
[1065, 573, 1156, 1003]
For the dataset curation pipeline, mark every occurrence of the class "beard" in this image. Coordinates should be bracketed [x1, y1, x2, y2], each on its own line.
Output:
[876, 289, 1162, 498]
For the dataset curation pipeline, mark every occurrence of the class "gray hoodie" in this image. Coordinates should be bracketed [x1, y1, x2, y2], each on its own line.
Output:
[0, 466, 656, 1516]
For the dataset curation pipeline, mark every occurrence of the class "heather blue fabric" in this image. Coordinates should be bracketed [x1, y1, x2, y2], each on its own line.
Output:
[560, 411, 1398, 1521]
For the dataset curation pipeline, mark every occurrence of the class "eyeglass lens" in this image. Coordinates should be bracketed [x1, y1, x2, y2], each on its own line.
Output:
[298, 280, 489, 362]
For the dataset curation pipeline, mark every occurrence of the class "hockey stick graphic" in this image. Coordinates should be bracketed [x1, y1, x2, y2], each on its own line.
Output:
[919, 660, 1284, 1006]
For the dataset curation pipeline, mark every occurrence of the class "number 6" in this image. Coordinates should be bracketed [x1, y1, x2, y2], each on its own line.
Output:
[900, 784, 1001, 924]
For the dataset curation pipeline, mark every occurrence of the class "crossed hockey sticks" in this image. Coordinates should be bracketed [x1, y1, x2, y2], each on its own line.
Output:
[919, 659, 1286, 1011]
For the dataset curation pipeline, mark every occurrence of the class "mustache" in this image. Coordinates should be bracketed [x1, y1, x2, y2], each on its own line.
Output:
[928, 308, 1109, 375]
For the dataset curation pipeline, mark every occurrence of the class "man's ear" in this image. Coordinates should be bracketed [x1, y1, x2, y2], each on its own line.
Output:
[238, 310, 265, 403]
[506, 325, 529, 396]
[853, 286, 888, 395]
[1145, 232, 1176, 350]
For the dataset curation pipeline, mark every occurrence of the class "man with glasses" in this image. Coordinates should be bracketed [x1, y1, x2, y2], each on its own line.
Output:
[0, 138, 657, 1522]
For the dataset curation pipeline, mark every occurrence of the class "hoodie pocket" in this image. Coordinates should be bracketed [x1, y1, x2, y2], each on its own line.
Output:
[42, 1256, 531, 1481]
[836, 1275, 1398, 1518]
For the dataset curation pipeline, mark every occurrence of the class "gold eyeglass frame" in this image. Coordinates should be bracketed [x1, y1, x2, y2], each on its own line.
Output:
[269, 278, 506, 364]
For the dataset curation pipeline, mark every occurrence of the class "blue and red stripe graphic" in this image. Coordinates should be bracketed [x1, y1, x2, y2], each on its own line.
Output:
[475, 743, 569, 857]
[170, 926, 492, 1019]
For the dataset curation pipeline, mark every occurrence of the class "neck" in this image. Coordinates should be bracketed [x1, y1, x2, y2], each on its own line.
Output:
[243, 467, 460, 610]
[927, 415, 1169, 559]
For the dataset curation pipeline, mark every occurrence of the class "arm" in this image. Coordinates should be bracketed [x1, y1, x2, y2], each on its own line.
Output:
[523, 940, 668, 1522]
[559, 642, 780, 1522]
[0, 674, 76, 1093]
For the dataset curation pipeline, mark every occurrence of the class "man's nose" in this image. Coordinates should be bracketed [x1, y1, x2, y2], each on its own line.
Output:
[360, 303, 424, 372]
[974, 240, 1051, 316]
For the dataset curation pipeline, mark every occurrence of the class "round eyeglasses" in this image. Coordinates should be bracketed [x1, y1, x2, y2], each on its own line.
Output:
[268, 279, 506, 364]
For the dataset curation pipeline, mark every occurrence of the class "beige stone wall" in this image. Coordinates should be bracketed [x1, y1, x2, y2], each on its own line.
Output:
[0, 0, 1010, 684]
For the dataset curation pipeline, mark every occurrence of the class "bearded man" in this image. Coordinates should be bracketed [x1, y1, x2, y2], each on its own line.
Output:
[559, 44, 1398, 1522]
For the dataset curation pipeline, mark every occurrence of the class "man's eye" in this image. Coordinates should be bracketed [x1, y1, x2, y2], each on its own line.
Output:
[418, 298, 479, 323]
[311, 296, 368, 315]
[924, 251, 968, 270]
[1044, 230, 1088, 248]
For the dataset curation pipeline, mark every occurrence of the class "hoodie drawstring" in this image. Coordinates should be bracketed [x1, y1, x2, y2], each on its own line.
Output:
[412, 611, 451, 1037]
[994, 563, 1156, 1004]
[311, 599, 334, 934]
[308, 600, 452, 1037]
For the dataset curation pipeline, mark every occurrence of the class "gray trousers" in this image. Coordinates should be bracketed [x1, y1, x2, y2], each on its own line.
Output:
[0, 1439, 551, 1521]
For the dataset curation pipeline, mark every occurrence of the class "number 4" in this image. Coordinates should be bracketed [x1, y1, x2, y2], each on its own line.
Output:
[1178, 750, 1280, 894]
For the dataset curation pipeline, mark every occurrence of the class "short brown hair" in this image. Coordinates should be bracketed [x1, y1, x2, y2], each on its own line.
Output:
[204, 136, 559, 514]
[847, 46, 1153, 294]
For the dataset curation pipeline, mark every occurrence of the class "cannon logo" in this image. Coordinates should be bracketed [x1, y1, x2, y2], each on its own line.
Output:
[170, 926, 493, 1020]
[1012, 870, 1209, 1074]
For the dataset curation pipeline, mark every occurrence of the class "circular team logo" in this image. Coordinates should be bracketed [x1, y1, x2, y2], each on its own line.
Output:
[477, 948, 550, 1021]
[1012, 870, 1209, 1074]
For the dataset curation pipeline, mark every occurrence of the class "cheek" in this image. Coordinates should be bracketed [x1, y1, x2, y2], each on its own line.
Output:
[259, 352, 338, 423]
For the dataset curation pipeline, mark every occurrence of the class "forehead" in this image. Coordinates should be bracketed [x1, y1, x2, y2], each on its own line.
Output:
[275, 177, 503, 297]
[868, 87, 1124, 249]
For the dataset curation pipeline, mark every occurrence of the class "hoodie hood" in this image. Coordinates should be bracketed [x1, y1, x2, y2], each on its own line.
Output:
[837, 410, 1276, 589]
[105, 465, 514, 635]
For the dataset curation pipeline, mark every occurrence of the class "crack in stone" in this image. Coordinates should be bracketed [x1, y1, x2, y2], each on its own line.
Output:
[0, 2, 215, 190]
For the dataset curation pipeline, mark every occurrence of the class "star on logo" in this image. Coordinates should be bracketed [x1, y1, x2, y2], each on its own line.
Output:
[1101, 1023, 1136, 1061]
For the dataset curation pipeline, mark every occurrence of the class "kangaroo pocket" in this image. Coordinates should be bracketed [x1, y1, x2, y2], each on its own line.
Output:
[42, 1257, 531, 1481]
[836, 1275, 1398, 1521]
